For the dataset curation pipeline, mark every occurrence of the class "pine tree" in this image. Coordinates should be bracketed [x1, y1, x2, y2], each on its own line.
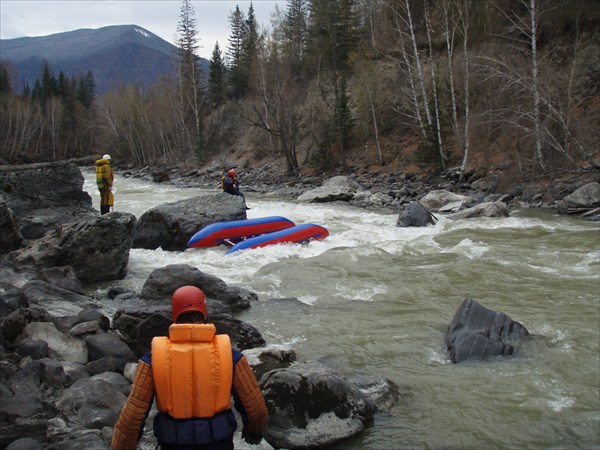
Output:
[227, 5, 247, 98]
[77, 70, 96, 109]
[40, 61, 57, 103]
[0, 62, 12, 96]
[176, 0, 205, 161]
[208, 42, 226, 107]
[283, 0, 309, 72]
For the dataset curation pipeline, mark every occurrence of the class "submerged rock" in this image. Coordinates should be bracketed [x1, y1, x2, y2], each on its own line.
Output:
[446, 298, 530, 364]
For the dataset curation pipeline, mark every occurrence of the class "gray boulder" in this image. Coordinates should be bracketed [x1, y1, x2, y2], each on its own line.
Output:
[0, 198, 24, 254]
[446, 298, 530, 363]
[132, 192, 248, 251]
[557, 182, 600, 215]
[36, 266, 84, 294]
[447, 201, 509, 219]
[24, 322, 88, 364]
[420, 189, 475, 212]
[243, 346, 297, 382]
[396, 201, 436, 227]
[55, 377, 128, 428]
[0, 161, 97, 240]
[297, 176, 364, 203]
[140, 264, 256, 312]
[21, 280, 98, 318]
[9, 212, 137, 283]
[262, 361, 374, 449]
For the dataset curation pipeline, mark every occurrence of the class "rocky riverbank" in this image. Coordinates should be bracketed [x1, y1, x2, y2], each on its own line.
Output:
[117, 160, 600, 218]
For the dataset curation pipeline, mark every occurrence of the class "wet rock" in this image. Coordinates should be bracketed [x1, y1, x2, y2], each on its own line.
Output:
[557, 182, 600, 215]
[16, 338, 49, 360]
[73, 309, 110, 333]
[21, 280, 98, 318]
[396, 201, 436, 227]
[446, 298, 530, 364]
[1, 308, 53, 343]
[60, 361, 90, 385]
[212, 314, 266, 351]
[91, 371, 131, 396]
[243, 346, 297, 381]
[9, 212, 137, 283]
[55, 377, 127, 423]
[140, 264, 256, 312]
[85, 332, 136, 363]
[126, 313, 171, 357]
[5, 437, 45, 450]
[0, 162, 97, 240]
[36, 266, 84, 294]
[349, 376, 400, 414]
[132, 192, 247, 251]
[0, 199, 24, 254]
[262, 361, 374, 449]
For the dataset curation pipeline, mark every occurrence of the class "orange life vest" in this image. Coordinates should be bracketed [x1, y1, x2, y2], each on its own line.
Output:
[151, 324, 233, 419]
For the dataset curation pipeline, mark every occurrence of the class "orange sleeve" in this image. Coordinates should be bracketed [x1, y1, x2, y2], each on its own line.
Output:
[232, 356, 268, 434]
[112, 360, 155, 450]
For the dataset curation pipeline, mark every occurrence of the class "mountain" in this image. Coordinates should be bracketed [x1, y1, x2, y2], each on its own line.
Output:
[0, 25, 209, 95]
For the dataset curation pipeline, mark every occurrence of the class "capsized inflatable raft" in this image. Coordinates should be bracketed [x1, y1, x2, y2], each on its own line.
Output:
[187, 216, 295, 248]
[225, 223, 329, 254]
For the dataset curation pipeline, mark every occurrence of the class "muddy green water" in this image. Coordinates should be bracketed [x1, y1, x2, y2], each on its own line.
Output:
[85, 172, 600, 449]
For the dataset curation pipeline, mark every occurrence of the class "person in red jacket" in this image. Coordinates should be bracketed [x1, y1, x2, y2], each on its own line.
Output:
[112, 286, 267, 450]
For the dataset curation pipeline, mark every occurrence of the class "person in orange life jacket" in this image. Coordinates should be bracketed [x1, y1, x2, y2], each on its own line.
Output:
[222, 169, 244, 197]
[95, 154, 114, 215]
[111, 286, 267, 450]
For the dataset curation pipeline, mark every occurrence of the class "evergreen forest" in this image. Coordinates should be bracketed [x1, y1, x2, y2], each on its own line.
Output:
[1, 0, 598, 182]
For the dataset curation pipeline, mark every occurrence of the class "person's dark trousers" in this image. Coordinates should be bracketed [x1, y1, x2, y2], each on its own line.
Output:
[99, 188, 111, 214]
[159, 439, 234, 450]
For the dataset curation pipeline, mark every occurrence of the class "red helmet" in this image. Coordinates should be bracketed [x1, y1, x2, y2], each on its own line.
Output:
[171, 286, 207, 323]
[228, 169, 236, 176]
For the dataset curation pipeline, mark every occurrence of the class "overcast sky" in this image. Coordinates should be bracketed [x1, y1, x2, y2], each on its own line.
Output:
[0, 0, 287, 59]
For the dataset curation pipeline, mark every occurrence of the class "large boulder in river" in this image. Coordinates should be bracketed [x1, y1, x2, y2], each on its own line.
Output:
[262, 361, 374, 449]
[396, 201, 436, 227]
[0, 161, 97, 240]
[557, 182, 600, 215]
[8, 212, 137, 283]
[446, 298, 530, 364]
[132, 192, 247, 251]
[297, 176, 364, 203]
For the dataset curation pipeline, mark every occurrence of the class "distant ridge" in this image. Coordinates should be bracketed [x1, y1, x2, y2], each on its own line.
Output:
[0, 25, 208, 95]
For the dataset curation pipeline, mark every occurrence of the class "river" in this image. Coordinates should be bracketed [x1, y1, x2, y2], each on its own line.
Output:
[83, 170, 600, 450]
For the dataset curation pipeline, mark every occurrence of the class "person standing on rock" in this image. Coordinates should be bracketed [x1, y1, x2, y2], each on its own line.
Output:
[111, 285, 268, 450]
[95, 154, 114, 215]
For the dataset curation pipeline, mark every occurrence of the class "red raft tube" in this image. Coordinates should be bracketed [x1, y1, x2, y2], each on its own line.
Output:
[187, 216, 295, 248]
[225, 223, 329, 254]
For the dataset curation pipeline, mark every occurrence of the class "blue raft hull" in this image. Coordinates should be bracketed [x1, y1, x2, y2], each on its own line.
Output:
[187, 216, 295, 248]
[225, 223, 330, 254]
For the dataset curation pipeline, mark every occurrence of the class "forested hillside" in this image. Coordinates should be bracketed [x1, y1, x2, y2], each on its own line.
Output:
[1, 0, 598, 186]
